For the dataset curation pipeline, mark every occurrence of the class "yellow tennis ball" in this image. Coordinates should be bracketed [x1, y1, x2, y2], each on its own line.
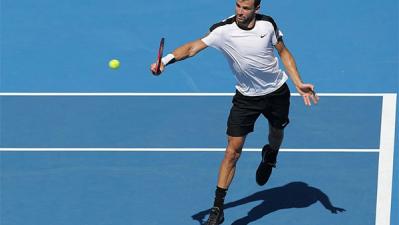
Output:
[108, 59, 120, 69]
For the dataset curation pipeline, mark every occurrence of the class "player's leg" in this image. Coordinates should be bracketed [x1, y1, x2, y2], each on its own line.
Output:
[256, 125, 284, 183]
[217, 135, 246, 189]
[206, 91, 260, 225]
[257, 83, 290, 186]
[268, 124, 284, 151]
[256, 127, 285, 186]
[206, 136, 245, 225]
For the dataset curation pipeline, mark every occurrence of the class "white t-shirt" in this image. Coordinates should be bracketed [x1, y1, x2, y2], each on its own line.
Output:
[201, 14, 288, 96]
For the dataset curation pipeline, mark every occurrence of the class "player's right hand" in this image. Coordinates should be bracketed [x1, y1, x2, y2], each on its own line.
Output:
[150, 62, 165, 75]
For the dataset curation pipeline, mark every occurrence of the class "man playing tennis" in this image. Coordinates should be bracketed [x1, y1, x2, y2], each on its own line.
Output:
[150, 0, 319, 224]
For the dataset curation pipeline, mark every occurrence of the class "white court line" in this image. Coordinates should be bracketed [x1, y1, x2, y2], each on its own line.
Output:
[376, 94, 397, 225]
[0, 148, 380, 152]
[0, 92, 390, 97]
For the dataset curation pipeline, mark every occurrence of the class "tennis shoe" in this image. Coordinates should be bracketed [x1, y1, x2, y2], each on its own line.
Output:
[256, 145, 278, 186]
[205, 207, 224, 225]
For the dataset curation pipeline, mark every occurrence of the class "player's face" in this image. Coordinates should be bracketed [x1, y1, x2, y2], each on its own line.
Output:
[235, 0, 259, 26]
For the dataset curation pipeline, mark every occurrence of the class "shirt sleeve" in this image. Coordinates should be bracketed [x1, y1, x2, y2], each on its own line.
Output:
[201, 27, 223, 49]
[272, 29, 284, 46]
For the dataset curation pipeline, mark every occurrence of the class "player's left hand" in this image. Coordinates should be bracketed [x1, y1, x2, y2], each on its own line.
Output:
[296, 83, 319, 106]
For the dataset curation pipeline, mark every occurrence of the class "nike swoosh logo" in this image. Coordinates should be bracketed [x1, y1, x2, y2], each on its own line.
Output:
[260, 34, 266, 38]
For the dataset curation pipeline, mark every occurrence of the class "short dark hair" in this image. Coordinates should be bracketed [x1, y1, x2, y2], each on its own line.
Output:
[254, 0, 261, 7]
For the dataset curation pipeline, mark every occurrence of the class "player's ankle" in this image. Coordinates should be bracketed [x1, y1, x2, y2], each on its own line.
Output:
[213, 186, 228, 209]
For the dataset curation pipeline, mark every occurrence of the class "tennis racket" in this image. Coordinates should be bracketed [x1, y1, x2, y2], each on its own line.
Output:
[154, 37, 165, 75]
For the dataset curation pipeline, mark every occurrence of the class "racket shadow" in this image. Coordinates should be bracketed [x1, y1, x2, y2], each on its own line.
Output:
[192, 181, 345, 225]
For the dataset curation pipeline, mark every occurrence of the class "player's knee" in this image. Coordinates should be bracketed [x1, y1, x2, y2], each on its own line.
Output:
[224, 136, 245, 163]
[224, 148, 241, 163]
[269, 126, 284, 138]
[227, 136, 245, 148]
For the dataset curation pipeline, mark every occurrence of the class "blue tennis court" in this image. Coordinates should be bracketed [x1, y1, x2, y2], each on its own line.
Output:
[0, 94, 396, 225]
[0, 0, 398, 225]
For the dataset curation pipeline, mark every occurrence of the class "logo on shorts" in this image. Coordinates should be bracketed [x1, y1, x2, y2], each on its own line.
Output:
[281, 121, 289, 127]
[260, 34, 266, 38]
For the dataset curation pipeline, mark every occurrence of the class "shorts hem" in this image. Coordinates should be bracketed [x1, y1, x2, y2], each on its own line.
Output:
[226, 126, 254, 137]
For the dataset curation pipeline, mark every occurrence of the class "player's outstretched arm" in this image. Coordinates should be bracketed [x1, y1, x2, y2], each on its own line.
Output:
[150, 39, 208, 75]
[275, 40, 319, 106]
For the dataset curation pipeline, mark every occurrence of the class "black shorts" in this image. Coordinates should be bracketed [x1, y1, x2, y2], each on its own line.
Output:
[227, 83, 290, 137]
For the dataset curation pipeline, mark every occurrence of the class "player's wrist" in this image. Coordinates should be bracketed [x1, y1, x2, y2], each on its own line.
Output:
[161, 53, 176, 66]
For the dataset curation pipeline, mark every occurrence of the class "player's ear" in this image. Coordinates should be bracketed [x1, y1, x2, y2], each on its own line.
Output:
[255, 4, 260, 12]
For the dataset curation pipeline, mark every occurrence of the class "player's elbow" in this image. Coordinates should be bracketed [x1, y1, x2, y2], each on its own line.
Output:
[277, 46, 289, 57]
[280, 49, 294, 64]
[188, 40, 206, 57]
[188, 49, 197, 57]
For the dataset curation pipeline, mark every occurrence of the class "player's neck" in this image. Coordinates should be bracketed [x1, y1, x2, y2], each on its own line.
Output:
[236, 17, 256, 30]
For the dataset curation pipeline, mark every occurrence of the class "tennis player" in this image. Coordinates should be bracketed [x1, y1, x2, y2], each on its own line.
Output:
[150, 0, 319, 224]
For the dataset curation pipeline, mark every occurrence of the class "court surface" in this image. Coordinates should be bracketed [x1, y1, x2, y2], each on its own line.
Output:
[1, 0, 398, 225]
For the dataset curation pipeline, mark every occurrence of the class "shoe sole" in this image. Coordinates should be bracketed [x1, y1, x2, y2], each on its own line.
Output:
[206, 216, 224, 225]
[256, 162, 273, 186]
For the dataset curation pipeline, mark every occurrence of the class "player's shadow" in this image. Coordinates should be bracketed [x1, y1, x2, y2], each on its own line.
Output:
[192, 182, 345, 225]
